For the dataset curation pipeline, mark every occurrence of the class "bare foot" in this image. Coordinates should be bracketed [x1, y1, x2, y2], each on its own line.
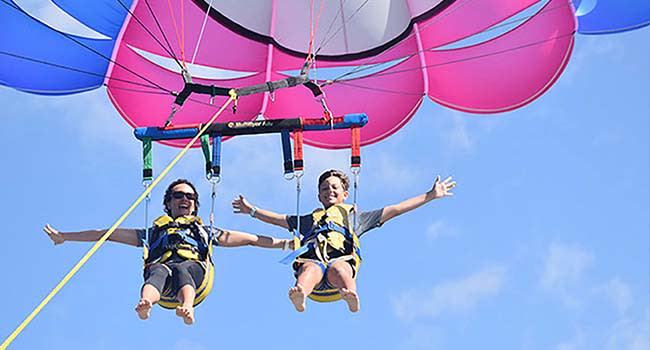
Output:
[175, 305, 195, 325]
[288, 284, 306, 312]
[340, 288, 360, 313]
[135, 298, 152, 320]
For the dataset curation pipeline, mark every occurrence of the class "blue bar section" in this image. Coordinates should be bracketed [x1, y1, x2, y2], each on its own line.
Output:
[573, 0, 650, 34]
[0, 0, 132, 95]
[280, 129, 293, 174]
[134, 127, 200, 141]
[212, 135, 222, 176]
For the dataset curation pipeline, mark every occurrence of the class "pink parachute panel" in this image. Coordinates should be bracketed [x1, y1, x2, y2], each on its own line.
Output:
[425, 0, 576, 113]
[106, 0, 576, 149]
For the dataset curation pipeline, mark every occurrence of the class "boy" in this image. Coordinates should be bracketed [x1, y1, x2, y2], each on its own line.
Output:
[232, 169, 455, 312]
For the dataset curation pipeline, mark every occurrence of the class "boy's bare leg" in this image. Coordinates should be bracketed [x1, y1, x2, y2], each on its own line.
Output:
[175, 284, 196, 325]
[327, 260, 360, 312]
[289, 262, 323, 312]
[136, 284, 160, 320]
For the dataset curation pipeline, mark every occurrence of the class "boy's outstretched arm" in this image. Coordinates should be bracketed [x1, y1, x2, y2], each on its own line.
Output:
[216, 229, 291, 249]
[232, 195, 290, 229]
[43, 223, 141, 247]
[380, 175, 456, 224]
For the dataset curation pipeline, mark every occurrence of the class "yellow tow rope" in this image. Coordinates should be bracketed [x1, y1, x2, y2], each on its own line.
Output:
[0, 97, 233, 350]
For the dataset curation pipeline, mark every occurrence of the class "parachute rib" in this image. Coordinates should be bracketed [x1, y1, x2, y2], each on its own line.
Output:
[115, 0, 184, 70]
[314, 0, 370, 57]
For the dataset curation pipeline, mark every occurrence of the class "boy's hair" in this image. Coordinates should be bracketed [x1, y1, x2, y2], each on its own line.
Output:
[163, 179, 200, 216]
[318, 169, 350, 191]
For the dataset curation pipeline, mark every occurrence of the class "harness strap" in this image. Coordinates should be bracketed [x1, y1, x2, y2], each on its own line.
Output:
[279, 242, 312, 265]
[174, 82, 232, 106]
[280, 129, 294, 177]
[293, 130, 304, 172]
[146, 220, 209, 264]
[302, 221, 353, 243]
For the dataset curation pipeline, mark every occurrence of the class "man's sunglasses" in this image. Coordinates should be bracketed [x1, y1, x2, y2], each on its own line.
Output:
[171, 191, 197, 201]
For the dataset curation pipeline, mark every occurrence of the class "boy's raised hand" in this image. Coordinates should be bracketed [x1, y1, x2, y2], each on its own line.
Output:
[232, 194, 253, 215]
[431, 175, 456, 199]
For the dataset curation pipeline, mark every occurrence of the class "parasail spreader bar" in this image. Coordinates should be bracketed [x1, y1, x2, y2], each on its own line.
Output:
[134, 113, 367, 140]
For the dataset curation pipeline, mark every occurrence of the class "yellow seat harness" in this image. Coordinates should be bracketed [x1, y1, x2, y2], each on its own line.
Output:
[143, 215, 215, 309]
[293, 204, 362, 302]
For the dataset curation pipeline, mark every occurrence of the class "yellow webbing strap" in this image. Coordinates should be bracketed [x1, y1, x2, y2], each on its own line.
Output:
[0, 97, 233, 350]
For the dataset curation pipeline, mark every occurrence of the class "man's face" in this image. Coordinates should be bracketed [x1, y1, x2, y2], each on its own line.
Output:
[167, 183, 197, 218]
[318, 176, 348, 208]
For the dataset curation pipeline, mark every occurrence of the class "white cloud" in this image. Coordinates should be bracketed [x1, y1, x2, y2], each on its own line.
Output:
[596, 278, 633, 316]
[445, 113, 473, 152]
[562, 36, 619, 86]
[392, 264, 506, 320]
[369, 151, 421, 191]
[425, 219, 458, 240]
[540, 242, 594, 304]
[556, 329, 586, 350]
[174, 338, 208, 350]
[606, 310, 650, 350]
[72, 93, 139, 160]
[399, 326, 445, 350]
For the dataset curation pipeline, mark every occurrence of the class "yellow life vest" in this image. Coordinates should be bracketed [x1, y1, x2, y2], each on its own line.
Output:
[298, 203, 361, 263]
[295, 204, 362, 303]
[143, 215, 211, 265]
[142, 215, 215, 309]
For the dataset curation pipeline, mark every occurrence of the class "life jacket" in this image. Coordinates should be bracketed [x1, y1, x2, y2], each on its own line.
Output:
[298, 203, 362, 263]
[294, 203, 362, 302]
[143, 215, 211, 265]
[142, 215, 215, 309]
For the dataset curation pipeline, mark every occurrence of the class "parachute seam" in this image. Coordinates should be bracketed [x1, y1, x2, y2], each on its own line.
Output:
[314, 0, 370, 57]
[116, 0, 184, 70]
[331, 1, 563, 82]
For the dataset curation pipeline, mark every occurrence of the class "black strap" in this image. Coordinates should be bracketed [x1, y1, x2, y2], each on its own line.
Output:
[174, 83, 232, 106]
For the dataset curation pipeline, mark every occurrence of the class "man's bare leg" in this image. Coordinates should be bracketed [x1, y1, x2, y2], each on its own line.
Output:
[175, 284, 196, 325]
[136, 284, 160, 320]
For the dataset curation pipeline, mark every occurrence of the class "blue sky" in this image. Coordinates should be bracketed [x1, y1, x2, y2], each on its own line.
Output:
[1, 23, 649, 350]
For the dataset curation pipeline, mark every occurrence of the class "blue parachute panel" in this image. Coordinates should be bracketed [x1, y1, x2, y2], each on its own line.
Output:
[53, 0, 132, 39]
[0, 0, 132, 95]
[573, 0, 650, 34]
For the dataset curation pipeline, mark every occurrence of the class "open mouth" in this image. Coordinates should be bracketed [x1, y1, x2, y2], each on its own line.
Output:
[179, 203, 191, 210]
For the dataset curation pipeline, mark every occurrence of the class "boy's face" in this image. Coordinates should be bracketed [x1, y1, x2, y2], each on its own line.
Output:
[318, 176, 349, 208]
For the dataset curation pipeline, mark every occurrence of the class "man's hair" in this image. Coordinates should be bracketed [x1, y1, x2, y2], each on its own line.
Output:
[318, 169, 349, 191]
[163, 179, 200, 216]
